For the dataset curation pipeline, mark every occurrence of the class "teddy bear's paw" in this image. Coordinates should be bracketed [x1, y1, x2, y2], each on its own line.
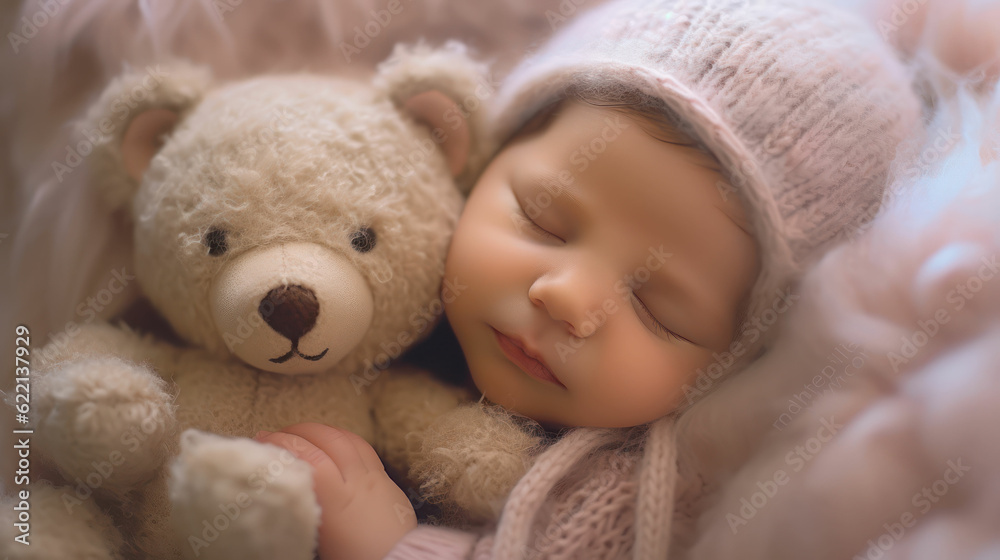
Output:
[29, 356, 176, 497]
[0, 480, 125, 559]
[169, 430, 320, 560]
[407, 404, 543, 523]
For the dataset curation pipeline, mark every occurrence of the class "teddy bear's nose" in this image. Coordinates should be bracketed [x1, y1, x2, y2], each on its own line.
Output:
[258, 285, 320, 341]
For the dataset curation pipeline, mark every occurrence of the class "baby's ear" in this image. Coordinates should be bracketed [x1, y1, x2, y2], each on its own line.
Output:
[374, 41, 496, 193]
[83, 62, 211, 210]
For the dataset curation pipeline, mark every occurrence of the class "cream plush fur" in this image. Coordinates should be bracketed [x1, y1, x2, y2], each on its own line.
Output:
[0, 43, 530, 560]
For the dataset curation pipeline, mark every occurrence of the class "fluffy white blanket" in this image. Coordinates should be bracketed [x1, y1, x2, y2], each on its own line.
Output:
[678, 91, 1000, 559]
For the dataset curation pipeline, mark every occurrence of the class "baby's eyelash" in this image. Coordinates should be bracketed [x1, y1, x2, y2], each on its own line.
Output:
[515, 204, 563, 242]
[632, 293, 689, 344]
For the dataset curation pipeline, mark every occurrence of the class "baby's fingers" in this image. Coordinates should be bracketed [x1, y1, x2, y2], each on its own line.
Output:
[254, 430, 349, 507]
[271, 423, 382, 480]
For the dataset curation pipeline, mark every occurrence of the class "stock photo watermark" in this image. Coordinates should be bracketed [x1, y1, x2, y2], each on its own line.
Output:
[186, 446, 300, 555]
[10, 326, 33, 546]
[7, 0, 70, 54]
[553, 244, 673, 362]
[886, 254, 997, 373]
[726, 416, 843, 534]
[544, 0, 594, 30]
[853, 458, 970, 560]
[211, 0, 245, 20]
[339, 0, 413, 63]
[683, 287, 800, 403]
[59, 411, 171, 514]
[773, 342, 869, 431]
[34, 267, 136, 368]
[841, 126, 963, 244]
[51, 65, 169, 183]
[350, 276, 468, 394]
[876, 0, 929, 41]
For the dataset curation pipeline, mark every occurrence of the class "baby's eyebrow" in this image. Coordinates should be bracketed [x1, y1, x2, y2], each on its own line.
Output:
[539, 169, 582, 206]
[518, 167, 585, 223]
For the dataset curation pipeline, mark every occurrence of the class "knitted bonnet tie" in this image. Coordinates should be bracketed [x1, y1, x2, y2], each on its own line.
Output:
[487, 0, 924, 558]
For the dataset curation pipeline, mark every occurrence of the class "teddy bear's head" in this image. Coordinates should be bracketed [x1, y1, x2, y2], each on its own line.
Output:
[85, 44, 492, 376]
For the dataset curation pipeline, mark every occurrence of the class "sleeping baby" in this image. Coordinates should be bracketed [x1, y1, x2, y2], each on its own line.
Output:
[255, 0, 926, 558]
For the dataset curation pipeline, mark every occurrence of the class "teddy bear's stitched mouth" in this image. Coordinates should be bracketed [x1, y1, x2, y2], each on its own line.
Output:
[269, 340, 330, 364]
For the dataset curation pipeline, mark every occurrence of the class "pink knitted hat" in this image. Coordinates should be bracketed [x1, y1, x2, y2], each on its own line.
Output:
[490, 0, 924, 357]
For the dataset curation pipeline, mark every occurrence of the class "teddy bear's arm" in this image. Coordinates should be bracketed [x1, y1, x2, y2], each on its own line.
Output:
[367, 365, 470, 474]
[34, 320, 178, 374]
[406, 403, 544, 525]
[21, 322, 179, 498]
[370, 370, 544, 524]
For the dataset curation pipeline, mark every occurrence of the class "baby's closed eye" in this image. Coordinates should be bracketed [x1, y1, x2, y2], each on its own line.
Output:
[630, 292, 693, 344]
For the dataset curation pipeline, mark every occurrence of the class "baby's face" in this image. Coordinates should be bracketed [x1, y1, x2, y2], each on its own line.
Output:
[444, 101, 758, 428]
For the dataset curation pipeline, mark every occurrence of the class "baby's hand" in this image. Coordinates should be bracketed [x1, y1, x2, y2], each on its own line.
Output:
[255, 423, 416, 560]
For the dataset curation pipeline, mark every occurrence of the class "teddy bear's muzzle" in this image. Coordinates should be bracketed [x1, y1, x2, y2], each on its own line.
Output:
[209, 242, 375, 375]
[259, 284, 331, 364]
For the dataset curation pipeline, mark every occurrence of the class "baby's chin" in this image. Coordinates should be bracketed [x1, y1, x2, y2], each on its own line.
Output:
[488, 395, 571, 434]
[467, 371, 558, 427]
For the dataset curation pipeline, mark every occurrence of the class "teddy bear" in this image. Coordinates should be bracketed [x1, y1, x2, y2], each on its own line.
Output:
[0, 43, 534, 560]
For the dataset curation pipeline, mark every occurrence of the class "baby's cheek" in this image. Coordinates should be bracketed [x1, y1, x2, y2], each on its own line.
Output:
[451, 214, 511, 277]
[585, 329, 685, 425]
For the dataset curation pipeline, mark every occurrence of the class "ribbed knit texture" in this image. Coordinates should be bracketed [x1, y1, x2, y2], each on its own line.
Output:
[634, 418, 678, 558]
[493, 429, 624, 558]
[385, 526, 479, 559]
[527, 443, 639, 559]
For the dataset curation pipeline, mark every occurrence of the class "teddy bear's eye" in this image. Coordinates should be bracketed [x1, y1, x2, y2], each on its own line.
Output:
[350, 227, 377, 253]
[204, 228, 228, 256]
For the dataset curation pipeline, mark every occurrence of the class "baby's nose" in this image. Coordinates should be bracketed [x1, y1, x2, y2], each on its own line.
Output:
[529, 272, 615, 337]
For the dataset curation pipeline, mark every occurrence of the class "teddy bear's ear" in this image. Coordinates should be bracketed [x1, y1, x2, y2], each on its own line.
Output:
[374, 41, 496, 193]
[84, 62, 212, 210]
